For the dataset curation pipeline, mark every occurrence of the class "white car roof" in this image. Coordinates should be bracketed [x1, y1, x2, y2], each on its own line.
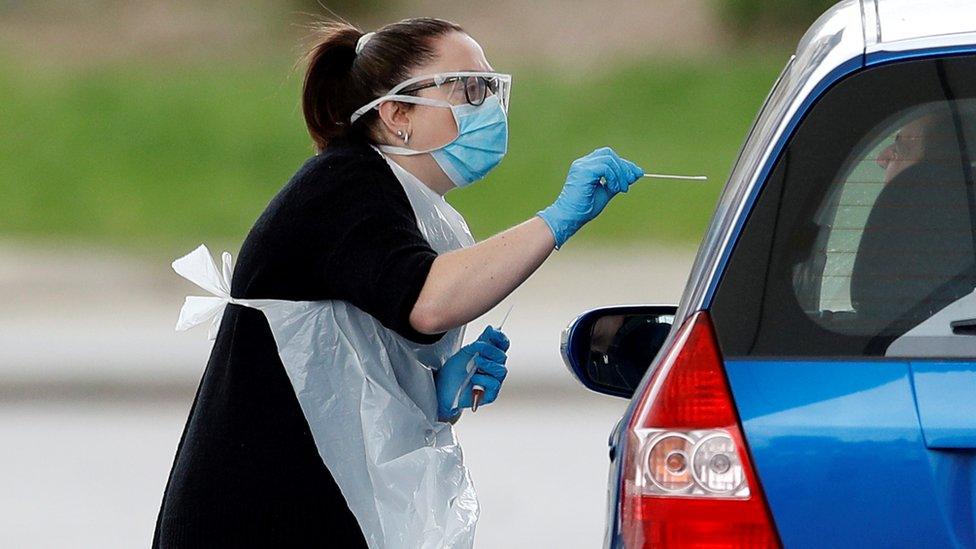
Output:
[866, 0, 976, 51]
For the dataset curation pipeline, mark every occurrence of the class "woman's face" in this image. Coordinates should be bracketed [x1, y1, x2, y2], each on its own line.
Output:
[398, 31, 493, 151]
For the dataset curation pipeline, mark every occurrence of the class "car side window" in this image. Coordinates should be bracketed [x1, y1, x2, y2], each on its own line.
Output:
[711, 55, 976, 358]
[810, 136, 889, 313]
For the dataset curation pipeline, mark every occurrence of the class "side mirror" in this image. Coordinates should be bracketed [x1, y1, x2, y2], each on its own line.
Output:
[560, 305, 678, 399]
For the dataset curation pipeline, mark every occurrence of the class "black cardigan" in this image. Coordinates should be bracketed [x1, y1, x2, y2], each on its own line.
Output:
[153, 138, 443, 548]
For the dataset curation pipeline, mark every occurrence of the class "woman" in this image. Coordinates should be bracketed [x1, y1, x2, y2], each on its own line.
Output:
[154, 17, 643, 548]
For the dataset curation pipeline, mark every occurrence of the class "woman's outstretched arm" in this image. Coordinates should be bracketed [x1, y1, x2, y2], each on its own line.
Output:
[409, 216, 554, 334]
[409, 147, 644, 334]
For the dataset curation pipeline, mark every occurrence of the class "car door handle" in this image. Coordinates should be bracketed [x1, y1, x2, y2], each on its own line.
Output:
[950, 318, 976, 335]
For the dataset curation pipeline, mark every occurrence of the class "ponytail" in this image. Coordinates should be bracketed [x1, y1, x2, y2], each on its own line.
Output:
[301, 22, 361, 152]
[300, 18, 464, 152]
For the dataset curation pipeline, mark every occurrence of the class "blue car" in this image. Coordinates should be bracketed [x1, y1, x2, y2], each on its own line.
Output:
[560, 1, 976, 547]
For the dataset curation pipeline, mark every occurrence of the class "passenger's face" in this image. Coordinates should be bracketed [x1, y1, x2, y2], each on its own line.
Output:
[877, 116, 933, 183]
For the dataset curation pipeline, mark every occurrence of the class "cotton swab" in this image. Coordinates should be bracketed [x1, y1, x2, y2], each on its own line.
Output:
[642, 173, 708, 181]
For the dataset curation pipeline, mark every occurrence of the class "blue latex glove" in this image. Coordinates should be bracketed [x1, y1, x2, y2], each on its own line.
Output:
[537, 147, 644, 248]
[435, 326, 510, 421]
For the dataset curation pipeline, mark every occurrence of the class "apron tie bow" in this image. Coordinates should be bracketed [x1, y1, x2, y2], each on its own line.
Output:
[172, 244, 239, 340]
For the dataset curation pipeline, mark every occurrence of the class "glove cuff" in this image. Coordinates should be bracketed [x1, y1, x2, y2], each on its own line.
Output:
[438, 407, 463, 423]
[536, 207, 575, 249]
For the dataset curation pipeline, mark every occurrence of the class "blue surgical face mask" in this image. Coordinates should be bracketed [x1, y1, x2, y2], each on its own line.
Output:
[429, 95, 508, 187]
[350, 72, 513, 189]
[374, 95, 508, 188]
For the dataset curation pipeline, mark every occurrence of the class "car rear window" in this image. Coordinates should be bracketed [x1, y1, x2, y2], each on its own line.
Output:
[711, 54, 976, 358]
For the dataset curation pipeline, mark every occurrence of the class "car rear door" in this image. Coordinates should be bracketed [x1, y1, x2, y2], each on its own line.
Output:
[709, 53, 976, 547]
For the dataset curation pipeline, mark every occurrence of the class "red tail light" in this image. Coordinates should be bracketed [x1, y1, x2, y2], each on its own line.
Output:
[621, 312, 780, 548]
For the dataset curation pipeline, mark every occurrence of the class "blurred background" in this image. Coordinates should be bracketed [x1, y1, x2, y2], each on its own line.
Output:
[0, 1, 829, 546]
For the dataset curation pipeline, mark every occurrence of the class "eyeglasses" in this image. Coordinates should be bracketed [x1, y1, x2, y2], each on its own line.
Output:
[350, 71, 512, 124]
[401, 74, 502, 107]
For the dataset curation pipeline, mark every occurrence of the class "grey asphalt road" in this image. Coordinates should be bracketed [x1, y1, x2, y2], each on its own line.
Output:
[0, 393, 628, 548]
[0, 243, 694, 548]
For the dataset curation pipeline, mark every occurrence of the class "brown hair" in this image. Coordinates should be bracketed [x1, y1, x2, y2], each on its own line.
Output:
[300, 17, 464, 152]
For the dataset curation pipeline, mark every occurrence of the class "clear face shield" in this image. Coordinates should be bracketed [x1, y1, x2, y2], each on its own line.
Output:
[350, 71, 512, 123]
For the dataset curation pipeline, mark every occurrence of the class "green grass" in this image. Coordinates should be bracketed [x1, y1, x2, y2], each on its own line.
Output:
[0, 53, 786, 253]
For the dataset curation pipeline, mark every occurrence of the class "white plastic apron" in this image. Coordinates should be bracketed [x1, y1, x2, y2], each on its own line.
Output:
[172, 152, 478, 548]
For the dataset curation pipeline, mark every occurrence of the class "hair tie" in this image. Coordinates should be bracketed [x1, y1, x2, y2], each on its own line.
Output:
[355, 32, 375, 55]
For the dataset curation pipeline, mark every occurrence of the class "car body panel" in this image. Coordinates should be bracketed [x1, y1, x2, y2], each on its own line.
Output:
[911, 362, 976, 449]
[725, 359, 960, 548]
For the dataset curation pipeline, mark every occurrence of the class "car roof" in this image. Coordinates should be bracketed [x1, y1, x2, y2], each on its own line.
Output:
[793, 0, 976, 78]
[866, 0, 976, 52]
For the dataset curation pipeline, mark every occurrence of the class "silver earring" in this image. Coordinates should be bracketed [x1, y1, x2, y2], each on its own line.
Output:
[396, 130, 404, 138]
[403, 131, 410, 145]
